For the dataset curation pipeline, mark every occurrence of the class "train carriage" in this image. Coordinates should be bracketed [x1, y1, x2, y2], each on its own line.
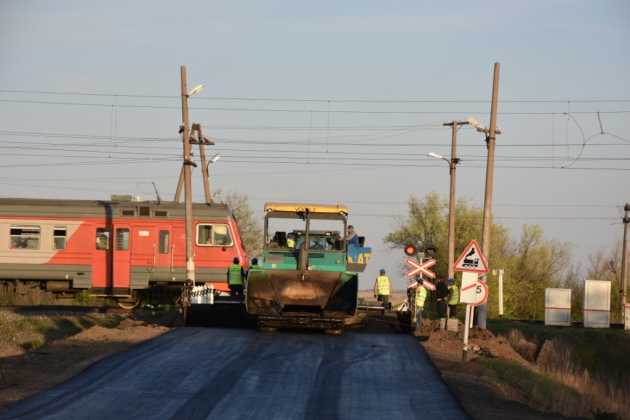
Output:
[0, 197, 247, 307]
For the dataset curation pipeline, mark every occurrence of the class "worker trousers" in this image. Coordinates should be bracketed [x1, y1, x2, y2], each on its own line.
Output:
[415, 308, 423, 329]
[377, 294, 390, 310]
[229, 284, 244, 298]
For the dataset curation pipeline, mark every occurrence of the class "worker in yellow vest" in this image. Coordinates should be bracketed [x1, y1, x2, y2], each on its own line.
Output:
[447, 278, 460, 318]
[373, 268, 391, 310]
[227, 257, 246, 298]
[414, 279, 428, 336]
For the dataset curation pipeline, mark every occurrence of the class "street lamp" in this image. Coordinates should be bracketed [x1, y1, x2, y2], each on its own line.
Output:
[427, 152, 449, 163]
[187, 84, 205, 97]
[466, 116, 502, 135]
[205, 153, 222, 171]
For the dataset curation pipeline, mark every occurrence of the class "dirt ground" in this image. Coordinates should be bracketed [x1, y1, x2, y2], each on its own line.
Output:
[0, 307, 614, 419]
[0, 308, 174, 409]
[419, 327, 586, 420]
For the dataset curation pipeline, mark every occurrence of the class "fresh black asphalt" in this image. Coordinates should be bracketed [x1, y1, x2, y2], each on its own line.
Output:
[0, 328, 468, 419]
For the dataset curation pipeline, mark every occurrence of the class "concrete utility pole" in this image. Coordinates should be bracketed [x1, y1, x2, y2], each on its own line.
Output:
[180, 65, 195, 286]
[478, 62, 501, 330]
[621, 203, 629, 326]
[441, 120, 468, 281]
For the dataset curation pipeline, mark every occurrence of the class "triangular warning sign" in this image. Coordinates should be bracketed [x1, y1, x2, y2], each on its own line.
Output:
[454, 239, 489, 275]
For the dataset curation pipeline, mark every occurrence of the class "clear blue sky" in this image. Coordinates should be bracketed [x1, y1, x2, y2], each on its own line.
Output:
[1, 1, 629, 288]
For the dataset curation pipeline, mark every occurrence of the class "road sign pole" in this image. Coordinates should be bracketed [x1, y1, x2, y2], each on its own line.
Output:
[498, 269, 504, 317]
[462, 304, 471, 362]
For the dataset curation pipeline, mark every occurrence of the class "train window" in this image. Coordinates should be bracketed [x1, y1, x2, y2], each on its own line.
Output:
[121, 209, 135, 216]
[9, 226, 40, 250]
[116, 228, 130, 251]
[213, 225, 232, 246]
[196, 224, 233, 246]
[53, 227, 67, 250]
[96, 228, 110, 250]
[197, 225, 213, 245]
[139, 207, 150, 217]
[159, 231, 170, 253]
[154, 210, 168, 217]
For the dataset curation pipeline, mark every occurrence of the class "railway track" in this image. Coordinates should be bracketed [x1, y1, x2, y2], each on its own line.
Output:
[0, 304, 131, 316]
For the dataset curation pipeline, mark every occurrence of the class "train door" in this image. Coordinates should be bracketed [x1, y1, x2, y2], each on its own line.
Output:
[93, 226, 112, 289]
[155, 227, 172, 271]
[113, 225, 131, 289]
[131, 225, 157, 275]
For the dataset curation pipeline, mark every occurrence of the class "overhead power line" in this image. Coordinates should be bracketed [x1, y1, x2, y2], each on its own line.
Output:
[2, 88, 630, 104]
[1, 98, 630, 115]
[1, 129, 629, 149]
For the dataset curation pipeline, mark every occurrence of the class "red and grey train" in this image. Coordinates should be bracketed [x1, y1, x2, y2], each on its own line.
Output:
[0, 197, 248, 307]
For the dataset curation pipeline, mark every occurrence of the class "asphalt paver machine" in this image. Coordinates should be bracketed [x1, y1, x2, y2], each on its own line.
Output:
[246, 202, 371, 333]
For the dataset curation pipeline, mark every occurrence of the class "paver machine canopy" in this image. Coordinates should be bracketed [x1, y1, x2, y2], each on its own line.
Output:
[246, 202, 371, 330]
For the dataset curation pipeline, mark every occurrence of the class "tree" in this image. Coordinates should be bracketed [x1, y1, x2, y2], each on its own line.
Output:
[385, 192, 510, 284]
[505, 225, 571, 320]
[213, 191, 262, 256]
[385, 192, 570, 320]
[585, 246, 623, 323]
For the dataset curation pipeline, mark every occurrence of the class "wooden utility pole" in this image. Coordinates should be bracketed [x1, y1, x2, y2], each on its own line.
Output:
[174, 168, 184, 202]
[478, 62, 501, 330]
[621, 203, 629, 326]
[442, 120, 468, 281]
[194, 123, 214, 204]
[180, 65, 195, 286]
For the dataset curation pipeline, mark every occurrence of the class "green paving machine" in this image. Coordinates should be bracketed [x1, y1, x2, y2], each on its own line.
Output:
[246, 202, 371, 333]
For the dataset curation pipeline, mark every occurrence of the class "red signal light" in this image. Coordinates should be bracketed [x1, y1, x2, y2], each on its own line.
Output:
[404, 244, 417, 256]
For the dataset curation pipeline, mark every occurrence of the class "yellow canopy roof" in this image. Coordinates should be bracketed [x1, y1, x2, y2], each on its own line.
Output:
[264, 202, 348, 215]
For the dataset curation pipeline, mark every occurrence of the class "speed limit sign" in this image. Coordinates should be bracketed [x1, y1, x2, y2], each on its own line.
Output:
[460, 272, 489, 306]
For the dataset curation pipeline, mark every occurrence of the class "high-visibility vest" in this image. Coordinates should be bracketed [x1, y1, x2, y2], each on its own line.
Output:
[376, 275, 390, 296]
[287, 238, 295, 248]
[448, 285, 460, 305]
[228, 264, 243, 286]
[416, 286, 428, 308]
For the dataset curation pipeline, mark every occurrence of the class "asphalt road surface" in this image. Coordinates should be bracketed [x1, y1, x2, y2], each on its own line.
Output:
[1, 328, 467, 420]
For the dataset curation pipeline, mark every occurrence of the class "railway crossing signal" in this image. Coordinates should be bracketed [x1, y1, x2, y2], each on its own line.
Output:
[408, 279, 437, 291]
[405, 258, 437, 279]
[404, 243, 417, 256]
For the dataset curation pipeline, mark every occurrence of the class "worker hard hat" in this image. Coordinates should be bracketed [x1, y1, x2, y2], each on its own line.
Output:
[379, 268, 385, 274]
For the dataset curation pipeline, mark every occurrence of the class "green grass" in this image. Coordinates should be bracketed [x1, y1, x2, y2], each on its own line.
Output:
[488, 319, 630, 382]
[0, 311, 124, 352]
[479, 356, 582, 412]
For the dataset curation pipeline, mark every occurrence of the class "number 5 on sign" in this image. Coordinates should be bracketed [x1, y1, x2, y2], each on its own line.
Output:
[460, 272, 489, 306]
